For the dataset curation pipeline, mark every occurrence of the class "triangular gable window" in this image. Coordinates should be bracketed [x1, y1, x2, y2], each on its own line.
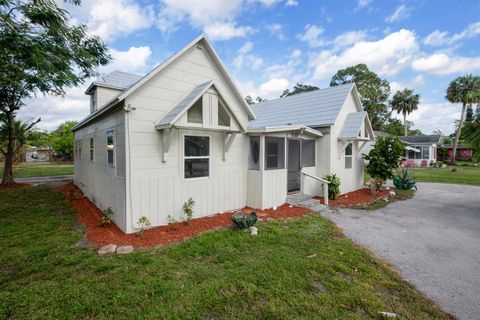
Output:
[187, 98, 203, 124]
[218, 100, 231, 127]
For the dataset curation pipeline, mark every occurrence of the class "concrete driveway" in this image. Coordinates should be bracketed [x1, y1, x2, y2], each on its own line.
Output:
[321, 182, 480, 320]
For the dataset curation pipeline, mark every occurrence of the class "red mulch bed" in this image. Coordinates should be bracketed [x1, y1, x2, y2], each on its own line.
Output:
[62, 183, 310, 249]
[0, 183, 32, 189]
[314, 188, 390, 207]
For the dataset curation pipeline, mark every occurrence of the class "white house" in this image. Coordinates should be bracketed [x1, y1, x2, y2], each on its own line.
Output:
[398, 135, 441, 166]
[72, 35, 374, 233]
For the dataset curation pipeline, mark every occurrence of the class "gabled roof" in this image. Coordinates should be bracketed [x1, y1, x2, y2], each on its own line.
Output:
[85, 71, 143, 94]
[73, 34, 255, 131]
[398, 135, 442, 144]
[248, 83, 357, 128]
[156, 80, 213, 127]
[338, 111, 372, 139]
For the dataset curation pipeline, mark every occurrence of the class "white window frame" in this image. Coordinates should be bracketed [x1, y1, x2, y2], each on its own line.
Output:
[89, 136, 95, 162]
[183, 133, 211, 180]
[301, 139, 316, 167]
[345, 143, 353, 169]
[265, 136, 285, 170]
[106, 129, 115, 167]
[90, 90, 97, 113]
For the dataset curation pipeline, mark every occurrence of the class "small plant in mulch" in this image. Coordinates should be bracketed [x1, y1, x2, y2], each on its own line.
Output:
[167, 214, 178, 230]
[231, 211, 257, 229]
[99, 207, 114, 227]
[182, 197, 195, 224]
[136, 215, 151, 236]
[323, 174, 341, 200]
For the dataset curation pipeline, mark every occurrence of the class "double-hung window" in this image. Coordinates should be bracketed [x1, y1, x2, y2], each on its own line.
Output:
[89, 137, 94, 162]
[184, 135, 209, 178]
[265, 137, 285, 170]
[345, 143, 353, 169]
[106, 130, 115, 166]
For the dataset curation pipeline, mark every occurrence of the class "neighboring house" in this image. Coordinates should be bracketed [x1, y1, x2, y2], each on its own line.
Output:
[25, 146, 52, 163]
[398, 135, 441, 166]
[437, 144, 473, 161]
[72, 35, 373, 233]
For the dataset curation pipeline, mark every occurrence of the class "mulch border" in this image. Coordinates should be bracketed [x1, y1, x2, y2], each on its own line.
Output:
[314, 188, 392, 208]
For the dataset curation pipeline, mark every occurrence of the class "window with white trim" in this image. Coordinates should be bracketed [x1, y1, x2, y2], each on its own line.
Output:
[89, 137, 94, 162]
[184, 135, 209, 178]
[248, 136, 260, 170]
[345, 143, 353, 169]
[106, 130, 114, 166]
[422, 146, 429, 159]
[265, 137, 285, 170]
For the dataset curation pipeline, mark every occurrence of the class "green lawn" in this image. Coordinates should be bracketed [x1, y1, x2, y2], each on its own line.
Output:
[0, 186, 453, 319]
[411, 165, 480, 186]
[0, 162, 73, 179]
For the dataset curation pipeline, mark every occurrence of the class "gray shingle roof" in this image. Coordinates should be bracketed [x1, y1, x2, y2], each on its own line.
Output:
[92, 71, 143, 90]
[248, 83, 355, 128]
[398, 135, 442, 144]
[338, 112, 367, 138]
[157, 80, 213, 127]
[373, 131, 391, 137]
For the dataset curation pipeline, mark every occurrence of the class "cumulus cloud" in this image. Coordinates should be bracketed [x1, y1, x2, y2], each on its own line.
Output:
[401, 101, 462, 134]
[423, 21, 480, 46]
[411, 53, 480, 75]
[309, 29, 419, 80]
[333, 30, 367, 47]
[233, 42, 264, 70]
[86, 0, 154, 41]
[108, 47, 152, 73]
[266, 23, 286, 40]
[297, 24, 325, 47]
[385, 5, 411, 23]
[157, 0, 253, 40]
[285, 0, 298, 6]
[258, 78, 289, 97]
[357, 0, 372, 9]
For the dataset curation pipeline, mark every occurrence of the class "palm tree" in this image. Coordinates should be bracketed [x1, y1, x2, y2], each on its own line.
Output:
[446, 75, 480, 164]
[390, 88, 420, 136]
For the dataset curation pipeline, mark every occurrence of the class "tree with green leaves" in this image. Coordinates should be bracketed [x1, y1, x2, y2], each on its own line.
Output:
[390, 88, 420, 136]
[445, 74, 480, 163]
[51, 121, 77, 160]
[330, 64, 391, 130]
[0, 0, 110, 185]
[280, 83, 319, 97]
[363, 136, 404, 195]
[244, 95, 266, 105]
[0, 116, 38, 164]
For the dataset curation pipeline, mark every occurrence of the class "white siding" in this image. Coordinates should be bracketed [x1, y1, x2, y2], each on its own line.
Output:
[97, 87, 122, 110]
[74, 107, 127, 230]
[329, 92, 366, 194]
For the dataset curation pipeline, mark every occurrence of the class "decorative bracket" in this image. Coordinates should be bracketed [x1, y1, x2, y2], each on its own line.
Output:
[223, 132, 237, 161]
[161, 127, 173, 163]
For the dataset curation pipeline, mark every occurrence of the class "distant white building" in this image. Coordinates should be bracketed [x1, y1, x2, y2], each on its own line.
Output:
[72, 35, 374, 233]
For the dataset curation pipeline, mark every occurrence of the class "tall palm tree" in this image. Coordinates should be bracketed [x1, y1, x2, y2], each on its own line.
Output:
[390, 88, 420, 136]
[446, 75, 480, 164]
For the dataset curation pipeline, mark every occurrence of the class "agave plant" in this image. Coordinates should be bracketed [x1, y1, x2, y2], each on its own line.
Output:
[231, 211, 257, 229]
[393, 168, 417, 190]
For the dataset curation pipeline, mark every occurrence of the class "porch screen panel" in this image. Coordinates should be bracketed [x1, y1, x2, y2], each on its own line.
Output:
[415, 146, 422, 159]
[249, 136, 260, 170]
[301, 139, 315, 167]
[265, 137, 285, 170]
[422, 146, 429, 159]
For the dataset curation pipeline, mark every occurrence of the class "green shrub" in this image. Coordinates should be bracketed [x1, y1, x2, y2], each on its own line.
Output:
[323, 174, 340, 200]
[137, 216, 151, 235]
[99, 207, 113, 227]
[182, 197, 195, 223]
[231, 211, 257, 229]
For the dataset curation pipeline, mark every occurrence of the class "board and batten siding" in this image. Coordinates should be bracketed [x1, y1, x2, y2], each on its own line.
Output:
[329, 91, 365, 194]
[96, 87, 122, 110]
[74, 106, 127, 231]
[123, 43, 250, 233]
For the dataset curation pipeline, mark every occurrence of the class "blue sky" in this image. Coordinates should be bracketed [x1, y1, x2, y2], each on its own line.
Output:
[21, 0, 480, 135]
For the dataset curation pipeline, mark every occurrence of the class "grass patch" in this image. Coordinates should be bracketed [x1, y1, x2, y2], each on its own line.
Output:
[361, 189, 415, 211]
[0, 186, 453, 319]
[0, 162, 73, 179]
[411, 166, 480, 186]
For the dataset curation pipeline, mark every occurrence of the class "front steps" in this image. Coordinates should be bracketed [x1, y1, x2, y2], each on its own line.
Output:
[286, 192, 328, 213]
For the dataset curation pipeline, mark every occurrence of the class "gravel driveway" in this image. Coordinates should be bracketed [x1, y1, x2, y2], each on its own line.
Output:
[321, 182, 480, 320]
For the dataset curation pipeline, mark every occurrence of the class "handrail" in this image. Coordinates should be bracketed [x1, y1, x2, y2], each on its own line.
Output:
[300, 171, 330, 206]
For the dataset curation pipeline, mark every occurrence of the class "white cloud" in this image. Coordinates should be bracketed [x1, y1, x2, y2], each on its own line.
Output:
[87, 0, 154, 41]
[385, 5, 411, 23]
[310, 29, 419, 80]
[423, 21, 480, 46]
[333, 30, 367, 47]
[297, 24, 325, 47]
[108, 47, 152, 73]
[157, 0, 253, 40]
[411, 53, 480, 75]
[258, 78, 289, 97]
[285, 0, 298, 6]
[403, 101, 462, 135]
[233, 42, 264, 70]
[357, 0, 372, 9]
[290, 48, 302, 59]
[390, 81, 406, 95]
[266, 23, 286, 40]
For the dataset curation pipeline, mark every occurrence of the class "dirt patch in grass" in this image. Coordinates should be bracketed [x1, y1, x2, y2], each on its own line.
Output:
[0, 183, 31, 189]
[314, 188, 390, 207]
[62, 183, 310, 248]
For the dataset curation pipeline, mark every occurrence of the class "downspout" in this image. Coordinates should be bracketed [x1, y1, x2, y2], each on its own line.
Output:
[124, 104, 136, 233]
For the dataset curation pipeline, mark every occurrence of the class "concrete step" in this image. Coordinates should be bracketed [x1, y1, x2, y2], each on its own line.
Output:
[286, 192, 311, 205]
[310, 203, 328, 212]
[297, 198, 321, 208]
